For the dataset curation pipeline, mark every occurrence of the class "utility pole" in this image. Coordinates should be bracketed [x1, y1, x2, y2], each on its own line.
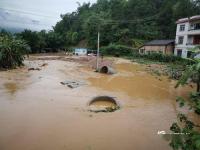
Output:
[96, 31, 100, 71]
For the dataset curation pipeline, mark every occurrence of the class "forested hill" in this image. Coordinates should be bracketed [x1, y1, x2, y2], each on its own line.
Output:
[2, 0, 200, 53]
[53, 0, 200, 48]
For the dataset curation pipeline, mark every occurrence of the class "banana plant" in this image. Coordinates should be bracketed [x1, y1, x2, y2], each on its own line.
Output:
[0, 35, 30, 69]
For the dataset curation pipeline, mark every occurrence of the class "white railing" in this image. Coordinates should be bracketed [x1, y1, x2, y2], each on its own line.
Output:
[186, 43, 200, 45]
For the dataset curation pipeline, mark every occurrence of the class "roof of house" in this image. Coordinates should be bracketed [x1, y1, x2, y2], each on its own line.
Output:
[176, 15, 200, 24]
[143, 40, 175, 46]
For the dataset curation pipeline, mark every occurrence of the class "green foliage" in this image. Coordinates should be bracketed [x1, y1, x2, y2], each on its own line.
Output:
[176, 60, 200, 92]
[83, 14, 103, 48]
[169, 53, 200, 150]
[16, 30, 65, 53]
[71, 32, 79, 44]
[169, 122, 200, 150]
[189, 92, 200, 114]
[45, 31, 65, 50]
[17, 29, 41, 53]
[132, 39, 145, 49]
[175, 46, 200, 92]
[0, 35, 30, 69]
[0, 29, 12, 37]
[169, 95, 200, 150]
[100, 43, 134, 56]
[53, 0, 200, 48]
[176, 97, 185, 107]
[2, 0, 200, 52]
[2, 0, 199, 52]
[133, 53, 193, 64]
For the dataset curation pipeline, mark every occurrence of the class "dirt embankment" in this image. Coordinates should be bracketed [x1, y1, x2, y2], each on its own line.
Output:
[27, 54, 115, 70]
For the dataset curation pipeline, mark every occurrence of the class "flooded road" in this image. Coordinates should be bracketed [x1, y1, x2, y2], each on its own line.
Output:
[0, 56, 194, 150]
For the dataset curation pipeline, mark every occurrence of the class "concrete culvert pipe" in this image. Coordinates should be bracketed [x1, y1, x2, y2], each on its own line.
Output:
[99, 66, 115, 74]
[88, 96, 120, 113]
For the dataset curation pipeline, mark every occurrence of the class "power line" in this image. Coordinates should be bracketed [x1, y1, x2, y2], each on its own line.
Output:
[1, 18, 52, 26]
[0, 7, 58, 19]
[0, 7, 161, 32]
[0, 7, 160, 24]
[56, 14, 159, 25]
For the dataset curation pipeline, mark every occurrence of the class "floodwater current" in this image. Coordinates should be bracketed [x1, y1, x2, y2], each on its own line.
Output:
[0, 56, 196, 150]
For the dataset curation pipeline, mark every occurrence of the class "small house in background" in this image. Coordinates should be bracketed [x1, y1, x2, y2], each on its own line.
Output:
[74, 48, 87, 56]
[139, 40, 175, 55]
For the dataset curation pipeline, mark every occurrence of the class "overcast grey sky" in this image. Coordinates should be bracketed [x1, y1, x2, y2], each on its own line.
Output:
[0, 0, 96, 31]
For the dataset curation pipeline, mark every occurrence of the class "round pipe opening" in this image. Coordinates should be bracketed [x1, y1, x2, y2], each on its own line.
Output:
[88, 96, 120, 113]
[100, 66, 109, 74]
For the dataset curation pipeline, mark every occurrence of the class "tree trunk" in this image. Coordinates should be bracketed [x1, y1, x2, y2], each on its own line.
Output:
[197, 82, 200, 92]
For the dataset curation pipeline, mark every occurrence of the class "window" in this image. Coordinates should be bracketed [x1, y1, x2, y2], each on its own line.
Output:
[177, 49, 182, 57]
[190, 24, 195, 30]
[190, 23, 200, 30]
[195, 23, 200, 30]
[179, 24, 185, 31]
[178, 36, 184, 44]
[193, 35, 200, 45]
[140, 49, 145, 54]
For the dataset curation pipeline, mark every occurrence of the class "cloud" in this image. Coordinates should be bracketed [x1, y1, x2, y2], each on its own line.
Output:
[0, 0, 97, 31]
[0, 9, 48, 31]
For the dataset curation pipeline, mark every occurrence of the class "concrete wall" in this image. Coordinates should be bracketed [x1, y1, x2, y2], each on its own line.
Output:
[144, 45, 165, 52]
[176, 22, 190, 37]
[140, 45, 174, 55]
[165, 45, 174, 55]
[75, 48, 87, 55]
[174, 48, 188, 58]
[188, 36, 194, 44]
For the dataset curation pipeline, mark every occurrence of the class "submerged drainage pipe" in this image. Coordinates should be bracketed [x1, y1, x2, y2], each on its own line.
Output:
[99, 66, 116, 74]
[88, 96, 120, 113]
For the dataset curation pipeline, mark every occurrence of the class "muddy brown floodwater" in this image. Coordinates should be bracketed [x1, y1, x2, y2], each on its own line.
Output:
[0, 55, 196, 150]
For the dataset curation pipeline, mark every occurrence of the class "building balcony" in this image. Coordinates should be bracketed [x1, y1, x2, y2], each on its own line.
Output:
[186, 43, 200, 48]
[188, 28, 200, 31]
[175, 43, 199, 48]
[188, 25, 200, 35]
[186, 43, 200, 45]
[187, 30, 200, 35]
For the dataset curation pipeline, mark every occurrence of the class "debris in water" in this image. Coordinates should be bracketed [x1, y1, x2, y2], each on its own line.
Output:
[40, 63, 48, 67]
[28, 67, 41, 71]
[60, 80, 86, 89]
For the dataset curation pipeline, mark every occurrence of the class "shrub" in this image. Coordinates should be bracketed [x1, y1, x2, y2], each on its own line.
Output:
[100, 43, 134, 56]
[0, 35, 30, 69]
[133, 53, 194, 65]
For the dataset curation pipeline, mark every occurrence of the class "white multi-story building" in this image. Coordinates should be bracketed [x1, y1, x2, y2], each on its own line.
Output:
[174, 15, 200, 58]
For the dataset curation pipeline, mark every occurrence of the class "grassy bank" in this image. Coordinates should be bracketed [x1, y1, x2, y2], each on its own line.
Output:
[123, 54, 191, 80]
